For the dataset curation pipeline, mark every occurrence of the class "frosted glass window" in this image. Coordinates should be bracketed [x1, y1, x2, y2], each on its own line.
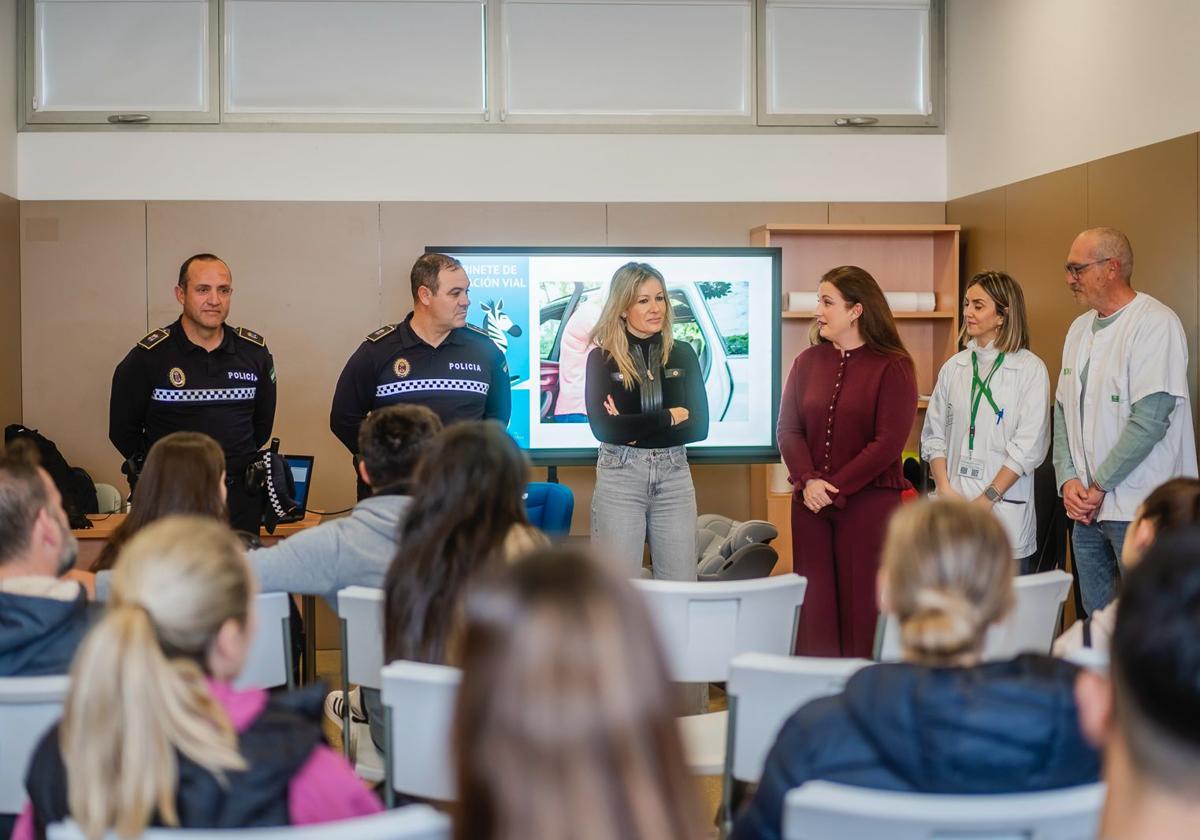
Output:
[34, 0, 210, 112]
[225, 0, 486, 114]
[765, 0, 931, 116]
[503, 0, 752, 117]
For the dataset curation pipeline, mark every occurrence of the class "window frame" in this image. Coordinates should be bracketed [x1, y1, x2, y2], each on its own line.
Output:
[22, 0, 221, 126]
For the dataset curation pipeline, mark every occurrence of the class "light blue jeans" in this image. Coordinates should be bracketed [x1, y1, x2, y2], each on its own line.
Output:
[1071, 519, 1130, 616]
[590, 443, 697, 581]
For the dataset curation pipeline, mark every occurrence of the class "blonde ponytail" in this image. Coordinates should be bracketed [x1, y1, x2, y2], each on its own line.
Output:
[882, 500, 1014, 667]
[61, 517, 251, 840]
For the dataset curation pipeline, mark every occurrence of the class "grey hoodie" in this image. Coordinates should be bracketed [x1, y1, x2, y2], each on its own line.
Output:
[248, 494, 410, 609]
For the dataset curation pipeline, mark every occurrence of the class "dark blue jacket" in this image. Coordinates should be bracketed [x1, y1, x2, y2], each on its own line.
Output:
[0, 587, 95, 677]
[732, 654, 1101, 840]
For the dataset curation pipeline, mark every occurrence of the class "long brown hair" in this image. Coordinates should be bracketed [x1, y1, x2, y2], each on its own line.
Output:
[94, 432, 227, 572]
[383, 421, 541, 666]
[589, 262, 676, 389]
[811, 265, 913, 365]
[63, 517, 250, 840]
[453, 547, 707, 840]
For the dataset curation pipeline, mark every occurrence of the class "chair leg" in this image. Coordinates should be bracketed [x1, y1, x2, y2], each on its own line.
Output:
[281, 616, 295, 690]
[339, 618, 351, 761]
[720, 694, 738, 837]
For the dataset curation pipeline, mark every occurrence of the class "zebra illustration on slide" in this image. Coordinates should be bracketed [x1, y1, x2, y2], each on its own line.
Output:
[480, 299, 523, 383]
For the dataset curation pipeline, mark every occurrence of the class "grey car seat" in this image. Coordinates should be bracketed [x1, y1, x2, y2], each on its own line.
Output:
[695, 514, 779, 582]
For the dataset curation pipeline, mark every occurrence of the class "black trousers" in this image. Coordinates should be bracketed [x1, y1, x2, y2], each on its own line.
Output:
[226, 461, 264, 534]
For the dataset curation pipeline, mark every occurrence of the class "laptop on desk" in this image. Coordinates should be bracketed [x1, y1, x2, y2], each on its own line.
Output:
[282, 454, 315, 522]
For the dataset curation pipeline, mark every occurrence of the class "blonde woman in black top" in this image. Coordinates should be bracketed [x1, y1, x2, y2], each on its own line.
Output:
[586, 263, 709, 580]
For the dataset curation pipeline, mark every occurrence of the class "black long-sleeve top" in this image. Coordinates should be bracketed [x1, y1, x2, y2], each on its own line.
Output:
[584, 331, 709, 448]
[109, 318, 276, 465]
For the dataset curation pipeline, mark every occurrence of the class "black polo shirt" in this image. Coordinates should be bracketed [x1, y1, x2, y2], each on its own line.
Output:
[329, 312, 511, 453]
[109, 317, 277, 464]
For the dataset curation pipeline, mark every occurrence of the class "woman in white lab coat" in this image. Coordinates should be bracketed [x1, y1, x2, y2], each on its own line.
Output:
[922, 271, 1050, 573]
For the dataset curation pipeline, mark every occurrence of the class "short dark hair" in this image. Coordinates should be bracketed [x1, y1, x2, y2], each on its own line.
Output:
[357, 405, 443, 492]
[410, 253, 463, 300]
[178, 253, 229, 290]
[0, 442, 50, 566]
[1111, 525, 1200, 789]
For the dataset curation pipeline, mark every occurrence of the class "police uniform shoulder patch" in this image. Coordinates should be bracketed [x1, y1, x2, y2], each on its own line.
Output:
[366, 324, 397, 342]
[464, 323, 489, 338]
[234, 326, 266, 347]
[137, 327, 170, 350]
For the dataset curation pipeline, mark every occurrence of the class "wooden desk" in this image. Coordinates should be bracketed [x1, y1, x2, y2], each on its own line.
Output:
[72, 511, 324, 570]
[72, 512, 325, 684]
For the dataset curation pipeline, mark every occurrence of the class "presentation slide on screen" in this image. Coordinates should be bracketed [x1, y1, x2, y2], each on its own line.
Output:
[440, 248, 780, 462]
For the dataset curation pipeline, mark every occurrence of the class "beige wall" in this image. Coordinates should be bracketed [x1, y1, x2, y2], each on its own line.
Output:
[948, 133, 1200, 430]
[0, 193, 18, 424]
[20, 200, 942, 532]
[946, 0, 1200, 198]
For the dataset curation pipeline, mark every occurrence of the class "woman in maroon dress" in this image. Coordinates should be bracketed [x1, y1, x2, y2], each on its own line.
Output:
[778, 266, 917, 657]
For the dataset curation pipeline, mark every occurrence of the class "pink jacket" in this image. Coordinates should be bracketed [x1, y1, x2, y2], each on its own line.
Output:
[13, 681, 381, 840]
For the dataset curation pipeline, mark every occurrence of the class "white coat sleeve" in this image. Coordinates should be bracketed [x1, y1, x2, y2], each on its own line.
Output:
[920, 361, 953, 463]
[1002, 355, 1051, 477]
[1129, 310, 1190, 403]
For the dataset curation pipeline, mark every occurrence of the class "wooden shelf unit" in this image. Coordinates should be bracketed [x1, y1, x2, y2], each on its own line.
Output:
[750, 223, 961, 549]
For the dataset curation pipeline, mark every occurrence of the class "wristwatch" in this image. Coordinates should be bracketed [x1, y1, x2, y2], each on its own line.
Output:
[984, 485, 1002, 503]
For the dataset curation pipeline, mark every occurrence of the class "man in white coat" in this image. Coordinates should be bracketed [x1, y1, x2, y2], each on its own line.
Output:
[1054, 227, 1197, 615]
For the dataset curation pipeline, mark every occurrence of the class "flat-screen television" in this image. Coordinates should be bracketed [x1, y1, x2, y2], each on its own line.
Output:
[429, 246, 782, 465]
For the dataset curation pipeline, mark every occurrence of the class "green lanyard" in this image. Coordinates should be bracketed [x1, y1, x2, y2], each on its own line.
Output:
[969, 351, 1005, 452]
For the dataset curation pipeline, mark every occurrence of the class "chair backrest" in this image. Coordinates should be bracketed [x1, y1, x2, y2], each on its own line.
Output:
[633, 574, 807, 683]
[875, 570, 1074, 663]
[523, 482, 574, 540]
[983, 570, 1073, 659]
[380, 660, 461, 801]
[233, 592, 293, 691]
[337, 586, 385, 689]
[783, 781, 1105, 840]
[46, 805, 451, 840]
[0, 675, 70, 813]
[726, 653, 871, 784]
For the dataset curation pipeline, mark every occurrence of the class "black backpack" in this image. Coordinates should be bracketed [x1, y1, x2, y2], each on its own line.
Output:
[4, 424, 98, 529]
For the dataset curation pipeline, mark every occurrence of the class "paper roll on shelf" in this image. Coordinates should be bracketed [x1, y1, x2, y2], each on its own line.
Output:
[883, 291, 937, 312]
[787, 291, 816, 312]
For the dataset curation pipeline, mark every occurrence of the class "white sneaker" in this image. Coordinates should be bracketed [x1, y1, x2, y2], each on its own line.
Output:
[324, 686, 367, 731]
[348, 720, 385, 783]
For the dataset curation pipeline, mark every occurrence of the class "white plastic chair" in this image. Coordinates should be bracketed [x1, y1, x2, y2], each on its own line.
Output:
[783, 780, 1105, 840]
[0, 675, 70, 815]
[46, 805, 451, 840]
[632, 574, 807, 775]
[233, 592, 293, 691]
[336, 586, 386, 779]
[876, 570, 1073, 662]
[380, 659, 462, 804]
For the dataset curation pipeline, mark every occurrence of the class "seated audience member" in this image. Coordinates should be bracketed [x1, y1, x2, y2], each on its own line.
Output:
[1076, 527, 1200, 840]
[1054, 477, 1200, 657]
[93, 431, 228, 574]
[249, 405, 441, 607]
[733, 499, 1100, 840]
[0, 442, 91, 678]
[15, 516, 380, 840]
[454, 547, 708, 840]
[365, 421, 547, 754]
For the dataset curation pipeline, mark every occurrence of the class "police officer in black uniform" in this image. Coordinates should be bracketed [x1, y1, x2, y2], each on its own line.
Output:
[109, 253, 277, 533]
[330, 253, 511, 495]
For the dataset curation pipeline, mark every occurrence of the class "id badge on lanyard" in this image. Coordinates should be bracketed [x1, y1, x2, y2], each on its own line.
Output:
[958, 351, 1005, 481]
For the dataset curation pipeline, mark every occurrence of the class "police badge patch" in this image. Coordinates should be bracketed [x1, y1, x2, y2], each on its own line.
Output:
[394, 357, 411, 378]
[169, 367, 186, 388]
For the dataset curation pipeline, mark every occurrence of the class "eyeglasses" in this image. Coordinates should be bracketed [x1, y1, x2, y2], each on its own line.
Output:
[1064, 258, 1111, 279]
